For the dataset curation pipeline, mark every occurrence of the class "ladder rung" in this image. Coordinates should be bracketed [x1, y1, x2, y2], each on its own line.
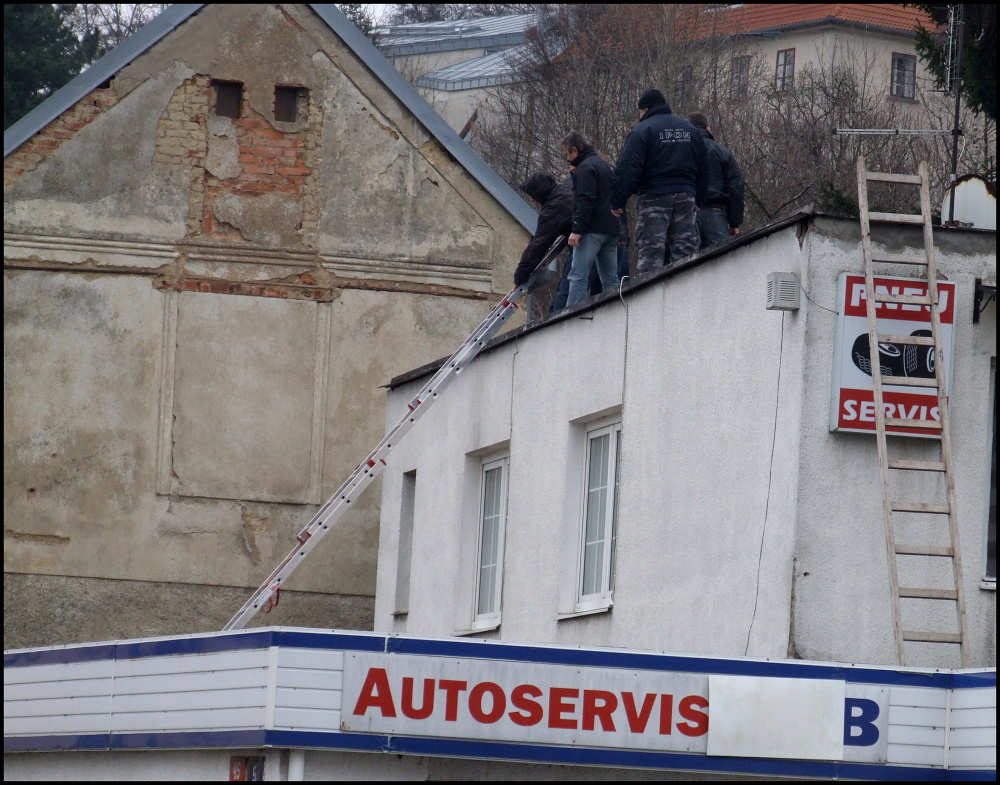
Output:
[885, 417, 942, 430]
[895, 543, 954, 556]
[881, 375, 939, 388]
[899, 587, 957, 600]
[869, 211, 925, 225]
[903, 631, 962, 644]
[871, 253, 928, 265]
[865, 171, 923, 185]
[874, 292, 932, 305]
[888, 459, 946, 472]
[878, 333, 936, 346]
[891, 501, 950, 514]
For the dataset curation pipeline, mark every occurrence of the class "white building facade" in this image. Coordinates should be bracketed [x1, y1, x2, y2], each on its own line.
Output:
[375, 211, 996, 670]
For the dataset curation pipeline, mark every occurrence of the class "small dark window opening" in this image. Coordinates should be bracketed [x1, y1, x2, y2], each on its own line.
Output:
[213, 80, 243, 119]
[274, 86, 304, 122]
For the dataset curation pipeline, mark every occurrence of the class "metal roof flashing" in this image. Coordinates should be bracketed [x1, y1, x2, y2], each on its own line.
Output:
[3, 4, 538, 235]
[386, 208, 819, 390]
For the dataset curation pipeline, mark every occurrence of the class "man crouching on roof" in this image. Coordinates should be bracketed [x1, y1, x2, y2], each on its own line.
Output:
[514, 171, 575, 322]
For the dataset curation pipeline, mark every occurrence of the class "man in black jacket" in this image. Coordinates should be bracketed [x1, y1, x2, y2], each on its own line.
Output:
[688, 113, 744, 250]
[514, 171, 574, 321]
[611, 89, 706, 274]
[562, 131, 621, 308]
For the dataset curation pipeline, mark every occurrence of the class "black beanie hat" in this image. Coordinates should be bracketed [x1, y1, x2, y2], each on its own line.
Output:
[638, 88, 666, 110]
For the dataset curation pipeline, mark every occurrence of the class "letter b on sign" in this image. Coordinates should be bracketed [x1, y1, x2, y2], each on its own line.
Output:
[843, 698, 879, 746]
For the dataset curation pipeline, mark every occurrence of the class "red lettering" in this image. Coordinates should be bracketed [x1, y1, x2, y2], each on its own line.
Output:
[622, 692, 656, 732]
[469, 681, 506, 724]
[509, 684, 544, 726]
[659, 693, 673, 735]
[582, 689, 617, 732]
[352, 667, 396, 717]
[401, 676, 434, 720]
[438, 679, 467, 721]
[548, 687, 579, 729]
[677, 695, 709, 736]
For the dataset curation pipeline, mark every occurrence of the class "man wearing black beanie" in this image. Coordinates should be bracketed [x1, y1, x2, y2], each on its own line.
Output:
[611, 88, 707, 273]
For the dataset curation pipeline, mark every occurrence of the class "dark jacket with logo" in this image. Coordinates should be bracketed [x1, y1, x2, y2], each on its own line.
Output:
[696, 127, 745, 228]
[514, 174, 574, 285]
[569, 146, 619, 237]
[611, 103, 707, 209]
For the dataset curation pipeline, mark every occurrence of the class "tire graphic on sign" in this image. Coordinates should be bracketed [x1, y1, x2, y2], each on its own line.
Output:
[851, 330, 934, 379]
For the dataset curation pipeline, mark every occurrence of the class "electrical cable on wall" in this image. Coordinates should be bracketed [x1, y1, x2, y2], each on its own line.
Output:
[744, 310, 784, 656]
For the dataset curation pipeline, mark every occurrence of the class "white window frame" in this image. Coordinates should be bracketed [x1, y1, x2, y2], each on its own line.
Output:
[472, 455, 509, 627]
[574, 420, 622, 613]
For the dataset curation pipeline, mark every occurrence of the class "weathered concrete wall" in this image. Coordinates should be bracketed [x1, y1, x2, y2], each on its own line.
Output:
[3, 4, 531, 649]
[374, 217, 995, 669]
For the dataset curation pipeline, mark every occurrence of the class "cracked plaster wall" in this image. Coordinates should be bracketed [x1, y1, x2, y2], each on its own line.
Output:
[3, 4, 532, 648]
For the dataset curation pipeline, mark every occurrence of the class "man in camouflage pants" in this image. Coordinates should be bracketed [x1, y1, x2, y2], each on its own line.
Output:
[611, 89, 706, 274]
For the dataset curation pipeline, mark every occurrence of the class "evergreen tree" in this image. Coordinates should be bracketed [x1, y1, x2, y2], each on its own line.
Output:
[4, 4, 99, 129]
[913, 4, 996, 120]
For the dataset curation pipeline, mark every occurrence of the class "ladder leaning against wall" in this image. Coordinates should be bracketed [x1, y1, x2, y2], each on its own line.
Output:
[855, 156, 969, 666]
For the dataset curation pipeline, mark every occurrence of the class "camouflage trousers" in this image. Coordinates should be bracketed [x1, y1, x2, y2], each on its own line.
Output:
[634, 192, 699, 274]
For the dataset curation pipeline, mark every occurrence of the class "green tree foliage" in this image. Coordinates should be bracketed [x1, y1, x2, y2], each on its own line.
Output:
[913, 4, 996, 120]
[4, 4, 100, 129]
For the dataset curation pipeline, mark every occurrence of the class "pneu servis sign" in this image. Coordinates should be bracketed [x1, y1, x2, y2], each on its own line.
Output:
[830, 273, 956, 437]
[340, 653, 889, 763]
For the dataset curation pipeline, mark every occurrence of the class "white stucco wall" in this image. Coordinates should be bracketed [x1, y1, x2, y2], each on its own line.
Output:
[374, 215, 996, 669]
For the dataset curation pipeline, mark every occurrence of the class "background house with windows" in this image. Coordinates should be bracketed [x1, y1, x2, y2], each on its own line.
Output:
[375, 209, 996, 670]
[3, 3, 535, 650]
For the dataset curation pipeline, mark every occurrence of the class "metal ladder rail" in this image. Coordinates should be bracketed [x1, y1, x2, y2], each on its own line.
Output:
[222, 237, 567, 631]
[855, 158, 969, 666]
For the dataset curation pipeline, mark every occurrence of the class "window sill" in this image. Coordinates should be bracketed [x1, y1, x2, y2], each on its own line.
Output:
[979, 578, 996, 592]
[887, 94, 917, 104]
[453, 620, 500, 636]
[557, 602, 612, 621]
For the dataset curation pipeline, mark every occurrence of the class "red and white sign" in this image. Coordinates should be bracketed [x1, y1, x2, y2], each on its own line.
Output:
[340, 653, 888, 762]
[830, 274, 955, 436]
[342, 653, 711, 752]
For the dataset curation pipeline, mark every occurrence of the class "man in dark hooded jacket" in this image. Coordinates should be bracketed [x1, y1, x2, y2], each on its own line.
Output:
[514, 172, 574, 287]
[688, 112, 744, 249]
[611, 89, 706, 274]
[514, 171, 575, 321]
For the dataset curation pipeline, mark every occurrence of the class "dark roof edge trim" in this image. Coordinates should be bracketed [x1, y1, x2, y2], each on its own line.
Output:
[310, 6, 537, 235]
[4, 5, 205, 158]
[386, 207, 817, 390]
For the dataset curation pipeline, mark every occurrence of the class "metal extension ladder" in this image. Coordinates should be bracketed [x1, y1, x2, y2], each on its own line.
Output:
[222, 237, 567, 631]
[855, 157, 969, 666]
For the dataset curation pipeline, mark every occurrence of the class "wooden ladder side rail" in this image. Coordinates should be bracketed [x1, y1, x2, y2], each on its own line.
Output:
[856, 156, 906, 664]
[917, 161, 970, 666]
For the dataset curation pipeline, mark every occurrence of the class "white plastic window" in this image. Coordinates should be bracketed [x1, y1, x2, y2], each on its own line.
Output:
[578, 422, 621, 607]
[474, 456, 508, 622]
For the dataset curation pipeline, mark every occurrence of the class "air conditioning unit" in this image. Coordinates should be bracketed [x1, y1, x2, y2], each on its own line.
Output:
[766, 272, 800, 311]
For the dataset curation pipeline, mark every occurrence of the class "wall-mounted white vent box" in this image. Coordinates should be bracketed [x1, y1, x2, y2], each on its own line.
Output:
[766, 272, 800, 310]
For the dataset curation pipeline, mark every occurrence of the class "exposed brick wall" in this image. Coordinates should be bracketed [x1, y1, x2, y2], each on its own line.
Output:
[3, 87, 119, 191]
[202, 89, 315, 246]
[152, 75, 211, 237]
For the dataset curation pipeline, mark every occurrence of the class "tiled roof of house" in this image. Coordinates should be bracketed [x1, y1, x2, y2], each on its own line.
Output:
[688, 3, 940, 39]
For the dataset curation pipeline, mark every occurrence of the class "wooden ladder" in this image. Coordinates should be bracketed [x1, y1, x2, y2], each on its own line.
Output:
[855, 157, 969, 666]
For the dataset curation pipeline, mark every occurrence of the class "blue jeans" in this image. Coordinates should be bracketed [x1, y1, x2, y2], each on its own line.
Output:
[698, 206, 730, 250]
[566, 232, 619, 308]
